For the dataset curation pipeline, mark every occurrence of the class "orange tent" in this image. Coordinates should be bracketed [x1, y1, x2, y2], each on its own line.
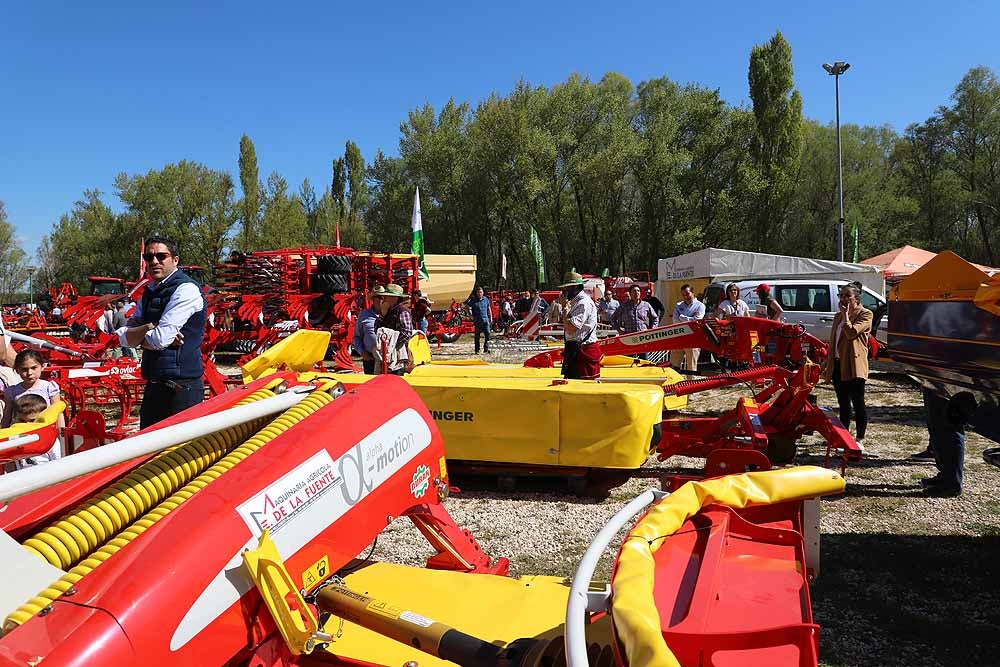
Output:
[861, 245, 937, 281]
[863, 245, 998, 281]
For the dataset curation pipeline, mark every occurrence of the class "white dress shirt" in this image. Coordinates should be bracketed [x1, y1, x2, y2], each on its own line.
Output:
[115, 269, 204, 350]
[565, 291, 598, 344]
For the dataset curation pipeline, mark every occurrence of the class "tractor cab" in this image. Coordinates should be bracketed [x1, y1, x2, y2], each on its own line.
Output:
[89, 276, 127, 297]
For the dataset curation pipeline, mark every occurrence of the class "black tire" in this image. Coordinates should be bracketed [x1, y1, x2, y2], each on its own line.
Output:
[440, 333, 460, 344]
[311, 273, 349, 294]
[317, 255, 352, 274]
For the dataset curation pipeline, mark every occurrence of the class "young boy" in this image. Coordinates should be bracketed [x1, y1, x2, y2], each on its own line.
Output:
[8, 393, 62, 470]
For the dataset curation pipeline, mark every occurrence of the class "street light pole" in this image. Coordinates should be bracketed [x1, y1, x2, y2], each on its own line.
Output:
[823, 61, 850, 262]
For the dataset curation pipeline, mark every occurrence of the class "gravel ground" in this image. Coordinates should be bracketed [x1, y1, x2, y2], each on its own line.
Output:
[360, 339, 1000, 667]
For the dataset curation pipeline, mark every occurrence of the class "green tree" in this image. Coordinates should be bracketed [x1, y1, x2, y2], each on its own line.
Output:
[259, 172, 308, 249]
[331, 157, 347, 221]
[942, 66, 1000, 264]
[0, 201, 31, 301]
[747, 31, 803, 250]
[344, 141, 368, 224]
[239, 134, 261, 249]
[115, 161, 237, 274]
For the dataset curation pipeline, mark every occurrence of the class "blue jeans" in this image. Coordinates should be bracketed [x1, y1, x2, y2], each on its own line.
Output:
[924, 388, 965, 490]
[474, 320, 490, 353]
[418, 318, 428, 333]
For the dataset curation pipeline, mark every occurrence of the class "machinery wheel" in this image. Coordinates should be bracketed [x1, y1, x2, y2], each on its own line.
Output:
[765, 434, 798, 464]
[440, 333, 461, 344]
[317, 255, 353, 274]
[311, 273, 349, 294]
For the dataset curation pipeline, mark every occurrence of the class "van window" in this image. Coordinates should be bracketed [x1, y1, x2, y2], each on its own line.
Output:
[703, 284, 725, 311]
[860, 290, 881, 311]
[775, 285, 833, 312]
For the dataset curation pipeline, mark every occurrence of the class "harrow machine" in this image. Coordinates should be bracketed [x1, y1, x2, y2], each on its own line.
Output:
[208, 247, 421, 369]
[0, 371, 846, 666]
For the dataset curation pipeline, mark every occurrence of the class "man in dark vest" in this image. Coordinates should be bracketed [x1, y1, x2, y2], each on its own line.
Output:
[116, 235, 206, 429]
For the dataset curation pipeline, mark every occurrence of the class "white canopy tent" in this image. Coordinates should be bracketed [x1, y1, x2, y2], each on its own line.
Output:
[657, 248, 885, 294]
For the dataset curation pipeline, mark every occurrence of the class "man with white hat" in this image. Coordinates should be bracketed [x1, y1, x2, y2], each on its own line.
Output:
[376, 283, 414, 375]
[559, 271, 600, 379]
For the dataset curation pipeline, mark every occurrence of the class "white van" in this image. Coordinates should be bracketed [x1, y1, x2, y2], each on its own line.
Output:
[702, 279, 887, 344]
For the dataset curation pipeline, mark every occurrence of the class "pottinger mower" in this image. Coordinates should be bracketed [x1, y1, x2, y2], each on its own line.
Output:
[0, 370, 846, 666]
[249, 315, 860, 488]
[433, 315, 863, 478]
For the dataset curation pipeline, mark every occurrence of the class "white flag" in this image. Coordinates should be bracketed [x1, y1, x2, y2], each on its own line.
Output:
[501, 253, 507, 280]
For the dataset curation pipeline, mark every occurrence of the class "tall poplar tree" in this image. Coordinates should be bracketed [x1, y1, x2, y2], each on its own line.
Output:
[748, 31, 803, 249]
[238, 134, 261, 249]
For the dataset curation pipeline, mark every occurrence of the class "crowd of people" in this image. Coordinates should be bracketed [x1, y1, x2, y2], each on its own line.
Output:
[0, 249, 983, 497]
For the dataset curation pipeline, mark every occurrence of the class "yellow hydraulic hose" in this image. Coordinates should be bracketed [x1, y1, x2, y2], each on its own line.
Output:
[4, 382, 339, 633]
[20, 386, 277, 570]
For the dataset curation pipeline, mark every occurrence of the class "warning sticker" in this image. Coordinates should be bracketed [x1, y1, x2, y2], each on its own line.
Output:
[400, 610, 434, 628]
[302, 555, 330, 589]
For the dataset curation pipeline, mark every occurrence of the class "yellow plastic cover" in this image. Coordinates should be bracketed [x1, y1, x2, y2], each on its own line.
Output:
[891, 251, 992, 302]
[974, 274, 1000, 317]
[241, 330, 332, 382]
[412, 363, 687, 412]
[306, 373, 664, 469]
[0, 400, 65, 439]
[611, 466, 845, 667]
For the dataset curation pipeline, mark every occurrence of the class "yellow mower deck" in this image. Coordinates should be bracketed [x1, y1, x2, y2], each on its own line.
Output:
[302, 372, 664, 468]
[321, 562, 615, 666]
[411, 362, 688, 412]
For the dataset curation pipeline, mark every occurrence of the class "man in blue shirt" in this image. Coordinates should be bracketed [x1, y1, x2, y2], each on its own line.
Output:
[352, 285, 384, 374]
[670, 283, 706, 374]
[466, 286, 492, 354]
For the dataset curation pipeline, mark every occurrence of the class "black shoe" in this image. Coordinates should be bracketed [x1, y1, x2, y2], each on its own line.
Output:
[922, 484, 961, 497]
[919, 476, 943, 488]
[909, 449, 935, 461]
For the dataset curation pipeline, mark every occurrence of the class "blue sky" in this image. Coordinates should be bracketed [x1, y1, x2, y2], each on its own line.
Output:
[3, 1, 998, 257]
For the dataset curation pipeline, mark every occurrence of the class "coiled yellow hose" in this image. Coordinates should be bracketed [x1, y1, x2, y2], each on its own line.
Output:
[21, 387, 277, 570]
[4, 383, 338, 633]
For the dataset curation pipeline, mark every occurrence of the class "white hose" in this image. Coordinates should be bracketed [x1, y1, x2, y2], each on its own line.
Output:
[0, 386, 311, 502]
[564, 487, 668, 666]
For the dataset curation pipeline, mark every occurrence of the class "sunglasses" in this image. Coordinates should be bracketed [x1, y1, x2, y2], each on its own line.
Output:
[143, 252, 173, 263]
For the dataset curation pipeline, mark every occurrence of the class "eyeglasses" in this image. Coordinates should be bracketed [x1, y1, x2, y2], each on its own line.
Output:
[143, 252, 172, 263]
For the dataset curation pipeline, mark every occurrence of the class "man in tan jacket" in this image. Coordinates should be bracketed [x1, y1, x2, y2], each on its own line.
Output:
[822, 284, 873, 447]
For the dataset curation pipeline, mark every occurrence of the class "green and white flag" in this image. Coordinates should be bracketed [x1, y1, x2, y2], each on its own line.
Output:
[528, 225, 546, 285]
[411, 187, 429, 280]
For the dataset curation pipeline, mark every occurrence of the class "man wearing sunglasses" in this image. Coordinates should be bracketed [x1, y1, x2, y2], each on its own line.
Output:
[115, 235, 206, 428]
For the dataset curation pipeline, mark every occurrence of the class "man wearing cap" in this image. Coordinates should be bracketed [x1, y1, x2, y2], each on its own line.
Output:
[353, 285, 384, 374]
[411, 289, 433, 334]
[376, 283, 414, 375]
[670, 284, 706, 373]
[754, 283, 784, 321]
[559, 271, 600, 379]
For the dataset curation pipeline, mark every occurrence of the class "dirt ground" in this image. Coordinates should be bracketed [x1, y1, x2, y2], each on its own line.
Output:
[377, 338, 1000, 667]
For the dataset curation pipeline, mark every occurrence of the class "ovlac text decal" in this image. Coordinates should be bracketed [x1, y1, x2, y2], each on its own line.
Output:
[171, 408, 432, 651]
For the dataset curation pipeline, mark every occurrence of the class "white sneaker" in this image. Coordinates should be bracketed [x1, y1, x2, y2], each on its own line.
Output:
[855, 439, 865, 451]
